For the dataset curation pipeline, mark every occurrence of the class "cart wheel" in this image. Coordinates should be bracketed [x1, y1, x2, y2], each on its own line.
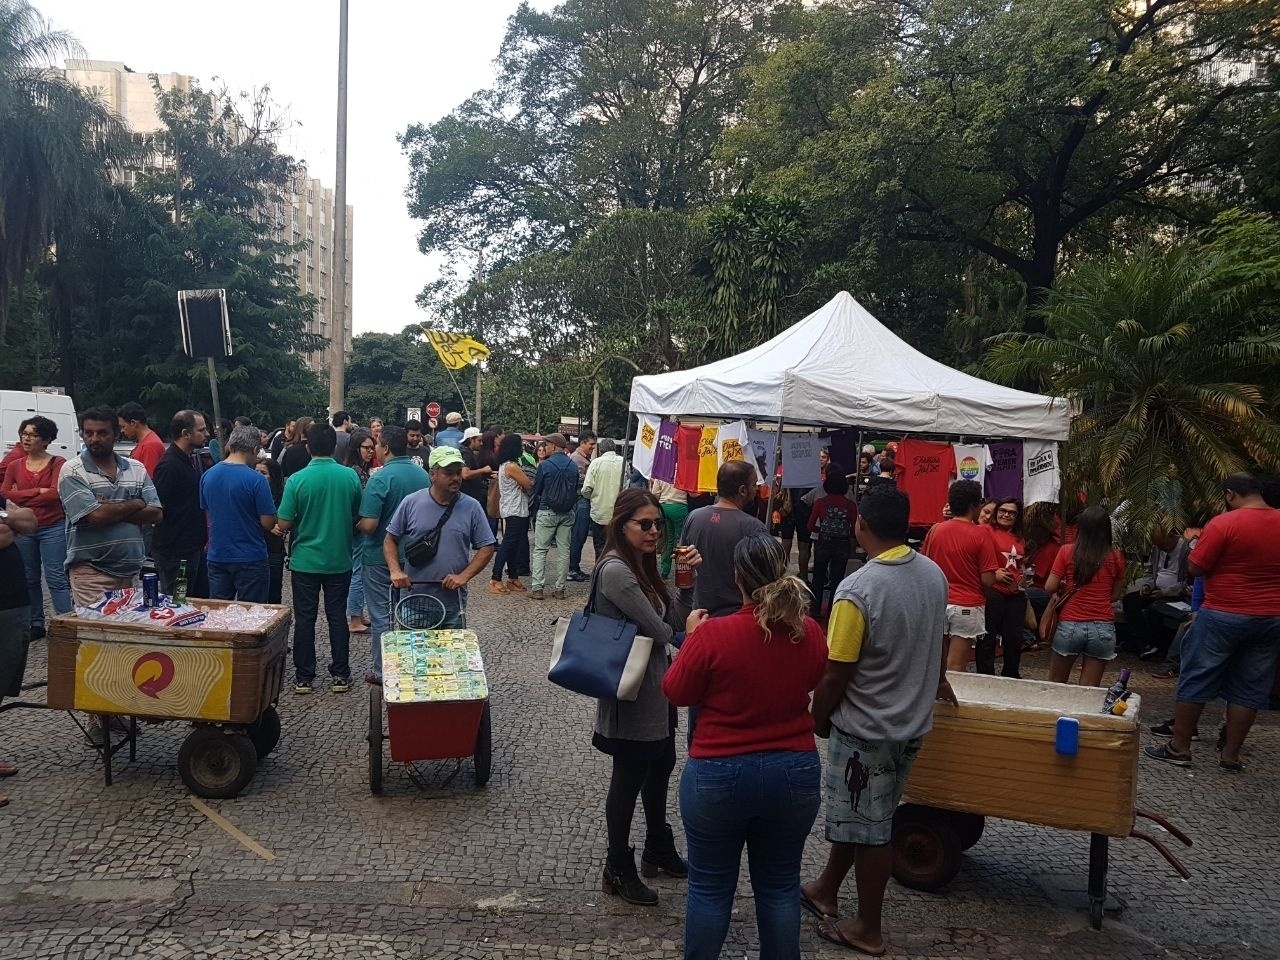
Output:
[949, 811, 986, 851]
[473, 702, 492, 788]
[178, 728, 258, 799]
[248, 706, 281, 759]
[368, 684, 383, 795]
[891, 804, 963, 892]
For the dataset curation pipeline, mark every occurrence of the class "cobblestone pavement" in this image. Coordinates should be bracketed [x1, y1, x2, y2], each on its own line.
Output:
[2, 552, 1278, 960]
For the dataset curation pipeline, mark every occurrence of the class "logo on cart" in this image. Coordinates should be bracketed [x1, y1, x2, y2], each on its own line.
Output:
[132, 652, 176, 699]
[958, 455, 981, 480]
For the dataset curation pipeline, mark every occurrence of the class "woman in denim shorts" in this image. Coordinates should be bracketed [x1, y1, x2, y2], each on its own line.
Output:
[1045, 507, 1127, 687]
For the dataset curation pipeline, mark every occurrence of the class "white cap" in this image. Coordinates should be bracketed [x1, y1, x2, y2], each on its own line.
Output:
[862, 444, 877, 454]
[462, 426, 482, 441]
[445, 411, 463, 425]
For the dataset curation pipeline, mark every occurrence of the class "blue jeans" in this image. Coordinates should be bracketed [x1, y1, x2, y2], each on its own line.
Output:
[492, 515, 530, 582]
[680, 750, 822, 960]
[532, 510, 573, 591]
[291, 569, 352, 683]
[347, 534, 366, 618]
[16, 523, 71, 629]
[1177, 608, 1280, 710]
[207, 560, 270, 603]
[569, 497, 591, 573]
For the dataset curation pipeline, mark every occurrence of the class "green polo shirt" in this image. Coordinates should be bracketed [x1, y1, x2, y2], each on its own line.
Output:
[358, 456, 431, 566]
[278, 457, 362, 574]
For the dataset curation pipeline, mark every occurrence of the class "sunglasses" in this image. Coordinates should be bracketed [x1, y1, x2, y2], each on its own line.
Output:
[627, 518, 665, 532]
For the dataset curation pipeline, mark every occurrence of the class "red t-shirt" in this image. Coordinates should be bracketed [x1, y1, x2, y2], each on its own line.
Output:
[922, 519, 999, 606]
[1028, 539, 1061, 590]
[1, 456, 66, 528]
[988, 527, 1027, 596]
[662, 605, 828, 758]
[1191, 507, 1280, 616]
[673, 425, 703, 494]
[1050, 545, 1125, 622]
[895, 439, 956, 526]
[130, 431, 165, 477]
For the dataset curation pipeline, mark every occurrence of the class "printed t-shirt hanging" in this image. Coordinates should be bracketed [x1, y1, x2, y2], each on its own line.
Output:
[780, 433, 822, 489]
[895, 439, 955, 526]
[952, 444, 991, 489]
[1022, 441, 1061, 504]
[674, 425, 704, 493]
[746, 429, 778, 483]
[696, 426, 720, 493]
[631, 415, 660, 479]
[984, 441, 1023, 500]
[716, 421, 760, 484]
[650, 421, 678, 484]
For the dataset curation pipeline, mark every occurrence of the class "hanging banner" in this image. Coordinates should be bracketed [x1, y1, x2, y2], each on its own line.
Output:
[631, 415, 660, 479]
[780, 433, 822, 489]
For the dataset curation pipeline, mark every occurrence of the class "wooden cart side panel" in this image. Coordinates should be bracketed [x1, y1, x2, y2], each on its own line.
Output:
[904, 715, 1139, 837]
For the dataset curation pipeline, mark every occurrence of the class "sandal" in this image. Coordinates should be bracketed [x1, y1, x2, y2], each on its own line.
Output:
[800, 889, 837, 921]
[0, 794, 8, 808]
[1144, 743, 1192, 767]
[1219, 759, 1244, 773]
[816, 917, 886, 957]
[0, 763, 17, 778]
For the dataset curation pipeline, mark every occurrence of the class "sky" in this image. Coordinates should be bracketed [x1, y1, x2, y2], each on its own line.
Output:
[34, 0, 550, 336]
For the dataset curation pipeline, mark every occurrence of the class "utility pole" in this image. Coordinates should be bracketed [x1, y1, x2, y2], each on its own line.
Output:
[328, 0, 350, 415]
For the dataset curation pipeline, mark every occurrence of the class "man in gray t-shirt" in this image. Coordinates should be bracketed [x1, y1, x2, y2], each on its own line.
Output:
[678, 461, 765, 617]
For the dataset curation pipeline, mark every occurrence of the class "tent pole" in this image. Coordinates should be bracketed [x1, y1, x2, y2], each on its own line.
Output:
[765, 409, 785, 527]
[623, 410, 636, 482]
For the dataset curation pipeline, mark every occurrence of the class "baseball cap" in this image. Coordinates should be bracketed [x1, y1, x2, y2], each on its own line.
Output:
[428, 446, 464, 469]
[445, 411, 463, 425]
[462, 426, 482, 441]
[543, 432, 569, 448]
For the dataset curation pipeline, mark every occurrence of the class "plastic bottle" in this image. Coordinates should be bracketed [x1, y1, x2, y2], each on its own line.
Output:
[173, 560, 189, 605]
[1100, 667, 1131, 714]
[1022, 562, 1035, 588]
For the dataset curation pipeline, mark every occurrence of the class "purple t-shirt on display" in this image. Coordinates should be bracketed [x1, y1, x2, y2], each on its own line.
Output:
[651, 421, 679, 483]
[985, 441, 1024, 500]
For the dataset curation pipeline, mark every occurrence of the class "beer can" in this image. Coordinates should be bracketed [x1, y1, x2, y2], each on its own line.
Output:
[674, 545, 694, 589]
[142, 573, 160, 608]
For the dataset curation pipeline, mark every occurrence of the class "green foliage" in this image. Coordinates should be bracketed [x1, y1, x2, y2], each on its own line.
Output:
[982, 211, 1280, 541]
[344, 326, 464, 427]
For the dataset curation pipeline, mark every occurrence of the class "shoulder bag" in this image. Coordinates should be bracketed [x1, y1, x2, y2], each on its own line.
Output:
[404, 496, 457, 568]
[1037, 585, 1078, 647]
[548, 558, 654, 701]
[486, 468, 502, 519]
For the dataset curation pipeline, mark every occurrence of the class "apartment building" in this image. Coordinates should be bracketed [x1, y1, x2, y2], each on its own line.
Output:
[59, 59, 352, 373]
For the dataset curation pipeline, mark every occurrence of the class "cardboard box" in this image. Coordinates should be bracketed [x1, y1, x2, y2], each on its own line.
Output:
[904, 672, 1140, 837]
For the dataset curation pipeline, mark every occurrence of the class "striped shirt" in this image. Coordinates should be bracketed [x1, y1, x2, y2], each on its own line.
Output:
[59, 452, 161, 578]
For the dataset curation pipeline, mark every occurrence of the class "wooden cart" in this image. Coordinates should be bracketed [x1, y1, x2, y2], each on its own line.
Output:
[892, 672, 1191, 928]
[42, 600, 291, 798]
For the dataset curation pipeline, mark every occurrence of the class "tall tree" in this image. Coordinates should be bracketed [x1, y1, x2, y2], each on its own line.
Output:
[731, 0, 1280, 329]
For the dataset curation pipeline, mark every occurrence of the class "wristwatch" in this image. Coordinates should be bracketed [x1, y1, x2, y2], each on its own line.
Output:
[0, 510, 8, 523]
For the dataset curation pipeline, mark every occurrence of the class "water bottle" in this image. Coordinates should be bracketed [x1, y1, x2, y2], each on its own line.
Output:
[1022, 561, 1035, 588]
[174, 560, 189, 605]
[1100, 667, 1131, 714]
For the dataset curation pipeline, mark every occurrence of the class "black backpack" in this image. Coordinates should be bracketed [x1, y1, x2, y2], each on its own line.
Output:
[540, 457, 579, 513]
[817, 502, 852, 541]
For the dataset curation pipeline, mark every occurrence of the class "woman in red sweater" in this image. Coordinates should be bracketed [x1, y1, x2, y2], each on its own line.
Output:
[663, 532, 827, 960]
[983, 498, 1027, 679]
[1, 416, 70, 639]
[1045, 506, 1126, 687]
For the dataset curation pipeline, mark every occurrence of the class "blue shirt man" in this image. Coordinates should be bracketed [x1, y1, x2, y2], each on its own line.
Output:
[434, 413, 466, 449]
[200, 425, 279, 602]
[528, 433, 579, 599]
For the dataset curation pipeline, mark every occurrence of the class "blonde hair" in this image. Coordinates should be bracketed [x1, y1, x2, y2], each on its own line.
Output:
[734, 533, 811, 642]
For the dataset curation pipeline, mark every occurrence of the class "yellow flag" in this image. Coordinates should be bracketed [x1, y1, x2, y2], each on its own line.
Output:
[422, 329, 491, 370]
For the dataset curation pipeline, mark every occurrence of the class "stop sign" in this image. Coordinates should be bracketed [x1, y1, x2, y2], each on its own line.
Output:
[426, 401, 442, 419]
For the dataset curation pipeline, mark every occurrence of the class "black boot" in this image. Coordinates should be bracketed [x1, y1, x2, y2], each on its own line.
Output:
[602, 848, 658, 906]
[640, 824, 688, 879]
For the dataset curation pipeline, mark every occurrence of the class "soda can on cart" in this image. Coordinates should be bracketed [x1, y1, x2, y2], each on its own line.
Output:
[142, 573, 160, 608]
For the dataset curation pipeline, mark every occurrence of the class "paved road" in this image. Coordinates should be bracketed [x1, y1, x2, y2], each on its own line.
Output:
[2, 563, 1277, 960]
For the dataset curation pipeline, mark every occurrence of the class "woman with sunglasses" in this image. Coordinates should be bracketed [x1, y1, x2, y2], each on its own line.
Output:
[343, 428, 376, 635]
[982, 498, 1027, 678]
[593, 488, 706, 907]
[662, 532, 826, 960]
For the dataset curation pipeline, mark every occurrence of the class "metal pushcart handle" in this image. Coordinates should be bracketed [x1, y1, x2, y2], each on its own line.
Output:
[390, 579, 468, 631]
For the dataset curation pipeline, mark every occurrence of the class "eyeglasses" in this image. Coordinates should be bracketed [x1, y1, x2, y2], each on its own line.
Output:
[359, 444, 375, 452]
[627, 518, 664, 532]
[20, 431, 40, 439]
[997, 509, 1018, 516]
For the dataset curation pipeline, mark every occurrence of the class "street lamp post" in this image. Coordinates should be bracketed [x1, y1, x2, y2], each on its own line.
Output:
[328, 0, 350, 415]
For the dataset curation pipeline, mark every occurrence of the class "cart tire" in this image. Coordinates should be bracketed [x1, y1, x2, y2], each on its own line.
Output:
[474, 702, 492, 787]
[178, 728, 258, 799]
[891, 805, 963, 892]
[950, 811, 986, 851]
[248, 706, 281, 759]
[369, 685, 383, 795]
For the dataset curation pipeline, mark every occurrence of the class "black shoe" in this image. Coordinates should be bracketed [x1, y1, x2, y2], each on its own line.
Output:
[602, 849, 658, 906]
[566, 571, 590, 582]
[641, 824, 688, 879]
[1150, 719, 1199, 740]
[30, 626, 46, 642]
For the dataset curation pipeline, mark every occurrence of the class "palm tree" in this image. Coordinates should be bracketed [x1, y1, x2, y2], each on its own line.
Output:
[982, 211, 1280, 542]
[0, 0, 133, 339]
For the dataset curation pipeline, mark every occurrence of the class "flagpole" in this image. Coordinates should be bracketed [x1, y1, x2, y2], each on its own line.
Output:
[442, 365, 472, 424]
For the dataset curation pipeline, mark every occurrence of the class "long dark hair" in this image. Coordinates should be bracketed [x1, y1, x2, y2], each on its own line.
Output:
[1071, 506, 1113, 587]
[1023, 501, 1060, 555]
[734, 533, 810, 642]
[291, 416, 313, 446]
[256, 457, 284, 505]
[601, 488, 667, 612]
[497, 432, 524, 464]
[480, 429, 501, 467]
[343, 427, 373, 468]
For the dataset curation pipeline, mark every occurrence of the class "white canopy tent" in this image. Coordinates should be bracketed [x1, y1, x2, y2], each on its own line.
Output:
[629, 291, 1071, 441]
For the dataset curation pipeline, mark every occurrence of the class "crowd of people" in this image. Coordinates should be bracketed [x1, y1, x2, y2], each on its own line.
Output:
[1, 404, 1278, 960]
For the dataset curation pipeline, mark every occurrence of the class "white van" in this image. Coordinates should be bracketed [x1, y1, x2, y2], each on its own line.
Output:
[0, 390, 80, 461]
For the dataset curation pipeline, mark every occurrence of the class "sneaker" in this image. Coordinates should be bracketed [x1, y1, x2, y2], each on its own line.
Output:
[528, 589, 544, 600]
[488, 581, 509, 595]
[294, 680, 313, 695]
[1149, 668, 1178, 680]
[1149, 719, 1199, 740]
[552, 590, 566, 600]
[1145, 743, 1192, 767]
[331, 677, 351, 694]
[566, 571, 590, 582]
[86, 723, 107, 748]
[365, 672, 383, 686]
